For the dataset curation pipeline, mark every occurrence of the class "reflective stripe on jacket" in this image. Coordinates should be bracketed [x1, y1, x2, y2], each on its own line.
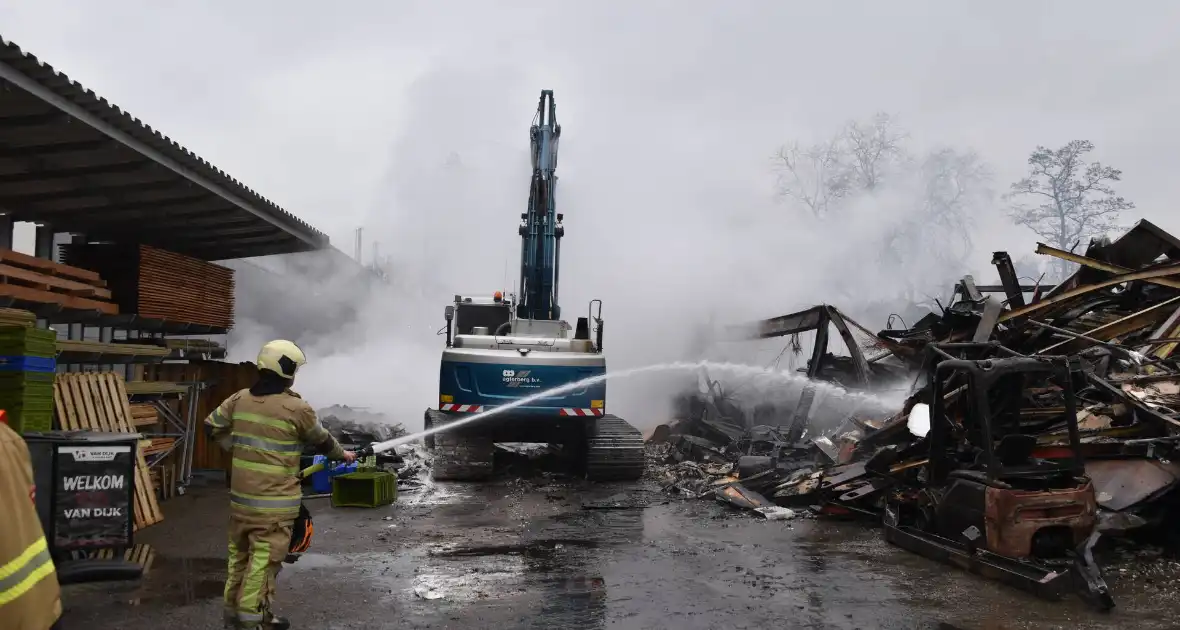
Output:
[205, 388, 345, 523]
[0, 421, 62, 629]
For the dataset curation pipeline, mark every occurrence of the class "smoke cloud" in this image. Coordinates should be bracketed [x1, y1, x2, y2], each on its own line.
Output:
[6, 3, 1177, 431]
[231, 75, 994, 431]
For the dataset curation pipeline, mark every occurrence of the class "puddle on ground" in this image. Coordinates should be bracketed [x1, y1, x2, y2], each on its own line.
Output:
[65, 555, 227, 608]
[429, 538, 599, 558]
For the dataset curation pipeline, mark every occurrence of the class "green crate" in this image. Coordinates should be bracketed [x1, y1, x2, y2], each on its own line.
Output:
[8, 408, 53, 433]
[0, 327, 58, 358]
[0, 381, 55, 394]
[0, 345, 56, 358]
[0, 327, 56, 342]
[0, 389, 55, 407]
[0, 398, 55, 412]
[0, 372, 56, 385]
[331, 471, 397, 508]
[0, 398, 55, 413]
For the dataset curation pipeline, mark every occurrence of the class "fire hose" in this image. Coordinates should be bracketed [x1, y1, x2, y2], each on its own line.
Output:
[286, 445, 377, 562]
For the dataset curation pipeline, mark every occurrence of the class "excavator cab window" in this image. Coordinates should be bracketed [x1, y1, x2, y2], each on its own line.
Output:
[455, 304, 512, 336]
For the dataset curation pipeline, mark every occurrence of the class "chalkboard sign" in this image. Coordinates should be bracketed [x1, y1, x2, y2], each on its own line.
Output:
[53, 444, 134, 550]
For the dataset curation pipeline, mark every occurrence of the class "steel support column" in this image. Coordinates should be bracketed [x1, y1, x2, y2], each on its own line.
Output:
[0, 214, 13, 250]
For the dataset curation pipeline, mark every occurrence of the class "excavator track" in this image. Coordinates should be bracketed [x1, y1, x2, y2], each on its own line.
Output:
[585, 414, 645, 481]
[424, 409, 494, 481]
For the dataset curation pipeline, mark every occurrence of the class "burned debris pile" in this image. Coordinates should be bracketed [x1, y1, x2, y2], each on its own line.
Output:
[650, 219, 1180, 608]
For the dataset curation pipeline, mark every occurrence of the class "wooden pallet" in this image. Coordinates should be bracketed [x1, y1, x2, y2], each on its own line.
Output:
[53, 372, 164, 531]
[72, 543, 157, 575]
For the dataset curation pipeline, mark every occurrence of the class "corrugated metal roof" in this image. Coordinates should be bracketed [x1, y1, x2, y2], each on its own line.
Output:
[0, 35, 330, 259]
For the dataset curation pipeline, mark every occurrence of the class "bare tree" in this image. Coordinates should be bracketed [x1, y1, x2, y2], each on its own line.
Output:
[844, 113, 908, 191]
[920, 148, 992, 256]
[878, 148, 993, 303]
[774, 112, 908, 217]
[1006, 140, 1134, 281]
[772, 139, 851, 218]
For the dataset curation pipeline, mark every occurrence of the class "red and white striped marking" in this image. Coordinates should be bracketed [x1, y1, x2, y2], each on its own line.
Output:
[560, 408, 604, 417]
[440, 403, 485, 413]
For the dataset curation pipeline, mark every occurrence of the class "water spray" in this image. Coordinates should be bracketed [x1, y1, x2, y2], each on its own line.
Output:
[347, 360, 898, 459]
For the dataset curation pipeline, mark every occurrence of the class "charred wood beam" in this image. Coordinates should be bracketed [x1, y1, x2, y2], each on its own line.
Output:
[1035, 242, 1180, 291]
[1027, 319, 1163, 365]
[991, 251, 1025, 308]
[999, 263, 1180, 324]
[1037, 295, 1180, 355]
[954, 284, 1058, 294]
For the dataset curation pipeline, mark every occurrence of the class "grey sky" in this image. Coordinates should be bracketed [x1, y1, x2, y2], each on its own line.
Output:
[3, 1, 1178, 418]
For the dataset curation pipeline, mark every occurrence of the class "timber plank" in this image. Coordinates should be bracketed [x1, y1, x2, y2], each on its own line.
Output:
[0, 283, 117, 314]
[0, 248, 103, 284]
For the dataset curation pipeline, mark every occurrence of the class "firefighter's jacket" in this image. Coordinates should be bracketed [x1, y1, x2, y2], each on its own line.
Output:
[0, 420, 61, 630]
[205, 388, 346, 524]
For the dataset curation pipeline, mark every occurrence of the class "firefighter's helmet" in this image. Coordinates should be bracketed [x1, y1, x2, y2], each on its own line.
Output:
[257, 340, 306, 379]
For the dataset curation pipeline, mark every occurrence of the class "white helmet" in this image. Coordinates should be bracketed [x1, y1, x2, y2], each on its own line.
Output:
[257, 340, 306, 379]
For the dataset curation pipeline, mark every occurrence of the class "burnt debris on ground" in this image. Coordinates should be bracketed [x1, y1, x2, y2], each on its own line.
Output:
[649, 218, 1180, 610]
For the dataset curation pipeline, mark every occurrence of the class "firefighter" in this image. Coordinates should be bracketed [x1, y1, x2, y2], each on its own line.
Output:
[205, 340, 355, 630]
[0, 411, 62, 630]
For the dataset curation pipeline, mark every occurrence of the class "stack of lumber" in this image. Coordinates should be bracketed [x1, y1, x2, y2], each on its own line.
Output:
[125, 381, 189, 396]
[0, 248, 117, 314]
[142, 437, 176, 457]
[56, 339, 171, 358]
[129, 402, 158, 427]
[0, 326, 57, 432]
[60, 243, 234, 329]
[123, 337, 226, 359]
[162, 338, 225, 353]
[53, 372, 164, 530]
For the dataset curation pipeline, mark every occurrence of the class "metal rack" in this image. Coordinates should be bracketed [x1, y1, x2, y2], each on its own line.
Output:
[125, 381, 205, 494]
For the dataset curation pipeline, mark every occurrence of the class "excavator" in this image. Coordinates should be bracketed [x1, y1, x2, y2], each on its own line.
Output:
[421, 90, 645, 482]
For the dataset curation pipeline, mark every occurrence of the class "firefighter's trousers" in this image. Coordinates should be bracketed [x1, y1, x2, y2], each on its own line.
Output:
[224, 518, 293, 628]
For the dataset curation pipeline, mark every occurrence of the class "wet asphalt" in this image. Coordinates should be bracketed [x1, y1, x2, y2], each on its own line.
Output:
[59, 474, 1180, 630]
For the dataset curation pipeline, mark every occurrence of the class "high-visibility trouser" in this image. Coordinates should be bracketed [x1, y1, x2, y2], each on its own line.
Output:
[224, 518, 293, 628]
[0, 535, 56, 606]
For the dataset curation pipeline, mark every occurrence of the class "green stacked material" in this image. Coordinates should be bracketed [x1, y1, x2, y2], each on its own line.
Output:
[331, 471, 398, 508]
[0, 326, 57, 357]
[0, 373, 55, 432]
[0, 327, 58, 433]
